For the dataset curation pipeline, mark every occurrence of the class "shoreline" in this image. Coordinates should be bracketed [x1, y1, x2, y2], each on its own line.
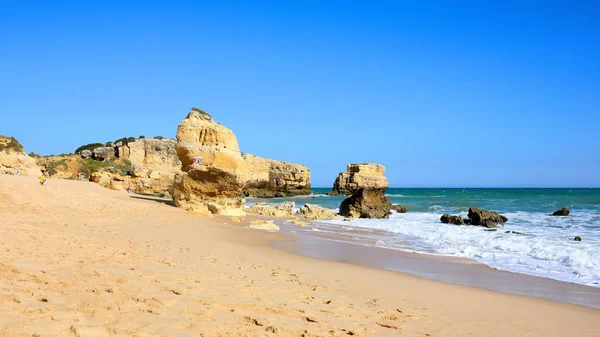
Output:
[268, 219, 600, 309]
[1, 175, 599, 336]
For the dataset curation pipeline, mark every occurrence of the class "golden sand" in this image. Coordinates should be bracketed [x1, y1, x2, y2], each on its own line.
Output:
[0, 175, 598, 336]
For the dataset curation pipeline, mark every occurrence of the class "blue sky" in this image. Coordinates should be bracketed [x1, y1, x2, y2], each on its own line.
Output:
[1, 1, 598, 187]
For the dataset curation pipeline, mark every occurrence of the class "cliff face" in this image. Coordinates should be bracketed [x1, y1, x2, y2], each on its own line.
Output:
[172, 108, 249, 215]
[171, 107, 313, 215]
[39, 139, 182, 196]
[328, 163, 388, 196]
[0, 136, 41, 176]
[242, 154, 311, 197]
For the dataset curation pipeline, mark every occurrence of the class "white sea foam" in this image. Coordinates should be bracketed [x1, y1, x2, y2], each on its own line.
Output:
[321, 211, 600, 286]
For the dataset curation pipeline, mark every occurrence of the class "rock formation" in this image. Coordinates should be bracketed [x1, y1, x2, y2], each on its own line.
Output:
[171, 108, 249, 215]
[92, 147, 115, 161]
[440, 214, 466, 225]
[391, 204, 407, 213]
[246, 201, 295, 217]
[0, 135, 41, 176]
[440, 208, 508, 228]
[242, 154, 311, 197]
[328, 163, 388, 196]
[171, 107, 313, 215]
[248, 220, 280, 231]
[551, 207, 570, 216]
[296, 204, 340, 220]
[468, 207, 507, 228]
[339, 188, 392, 219]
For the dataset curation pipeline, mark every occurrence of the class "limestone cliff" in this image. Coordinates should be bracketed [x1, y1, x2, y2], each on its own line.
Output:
[0, 135, 41, 176]
[172, 108, 248, 215]
[39, 138, 182, 197]
[242, 154, 311, 197]
[328, 163, 388, 196]
[171, 107, 313, 215]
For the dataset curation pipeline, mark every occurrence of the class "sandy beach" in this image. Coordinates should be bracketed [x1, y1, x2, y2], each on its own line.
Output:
[1, 174, 599, 337]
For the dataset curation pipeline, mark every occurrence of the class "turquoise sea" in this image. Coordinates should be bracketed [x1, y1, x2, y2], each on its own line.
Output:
[247, 188, 600, 287]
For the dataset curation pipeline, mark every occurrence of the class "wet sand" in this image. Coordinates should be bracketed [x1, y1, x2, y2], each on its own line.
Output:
[1, 174, 599, 336]
[272, 226, 600, 309]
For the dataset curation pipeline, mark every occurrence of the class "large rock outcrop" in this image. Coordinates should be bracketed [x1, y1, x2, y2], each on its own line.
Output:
[171, 107, 313, 214]
[339, 188, 392, 219]
[440, 208, 508, 228]
[328, 163, 388, 196]
[0, 136, 41, 176]
[242, 154, 311, 197]
[467, 207, 507, 228]
[171, 108, 249, 215]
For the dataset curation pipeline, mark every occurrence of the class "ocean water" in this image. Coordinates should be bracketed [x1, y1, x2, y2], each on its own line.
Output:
[247, 188, 600, 287]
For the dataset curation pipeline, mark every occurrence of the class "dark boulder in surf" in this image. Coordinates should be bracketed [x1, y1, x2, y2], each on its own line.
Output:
[574, 236, 582, 241]
[551, 208, 570, 216]
[339, 188, 392, 219]
[391, 204, 407, 213]
[467, 207, 507, 228]
[440, 214, 466, 225]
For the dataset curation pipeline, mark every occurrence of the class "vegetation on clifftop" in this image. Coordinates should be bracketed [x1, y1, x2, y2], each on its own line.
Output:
[80, 158, 133, 176]
[0, 136, 24, 153]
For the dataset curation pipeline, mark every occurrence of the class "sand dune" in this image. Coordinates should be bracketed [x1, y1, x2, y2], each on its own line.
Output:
[0, 175, 598, 336]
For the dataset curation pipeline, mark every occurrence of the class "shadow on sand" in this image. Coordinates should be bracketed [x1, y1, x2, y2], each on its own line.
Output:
[130, 195, 176, 207]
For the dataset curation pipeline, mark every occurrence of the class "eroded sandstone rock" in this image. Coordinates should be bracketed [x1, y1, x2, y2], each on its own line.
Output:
[242, 154, 311, 197]
[391, 204, 407, 213]
[246, 201, 295, 217]
[440, 214, 466, 225]
[339, 188, 392, 219]
[171, 108, 248, 215]
[0, 135, 41, 176]
[328, 163, 388, 196]
[467, 207, 507, 228]
[296, 204, 340, 220]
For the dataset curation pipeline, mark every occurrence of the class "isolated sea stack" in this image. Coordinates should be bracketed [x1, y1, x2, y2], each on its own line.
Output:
[328, 163, 388, 196]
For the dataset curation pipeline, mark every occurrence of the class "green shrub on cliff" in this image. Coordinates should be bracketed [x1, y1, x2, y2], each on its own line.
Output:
[75, 142, 104, 154]
[46, 158, 67, 176]
[0, 136, 24, 153]
[80, 158, 132, 176]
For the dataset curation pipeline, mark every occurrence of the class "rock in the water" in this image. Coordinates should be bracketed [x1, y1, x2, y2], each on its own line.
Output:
[339, 188, 392, 219]
[391, 204, 407, 213]
[92, 147, 115, 161]
[467, 207, 507, 228]
[246, 201, 295, 217]
[242, 154, 311, 197]
[551, 208, 570, 216]
[574, 236, 582, 241]
[440, 214, 466, 225]
[296, 203, 340, 220]
[248, 220, 280, 231]
[328, 163, 389, 196]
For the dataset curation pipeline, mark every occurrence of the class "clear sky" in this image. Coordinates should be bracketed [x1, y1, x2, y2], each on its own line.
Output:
[1, 1, 598, 187]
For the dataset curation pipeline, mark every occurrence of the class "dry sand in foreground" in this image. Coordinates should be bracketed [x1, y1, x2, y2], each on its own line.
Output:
[0, 175, 598, 337]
